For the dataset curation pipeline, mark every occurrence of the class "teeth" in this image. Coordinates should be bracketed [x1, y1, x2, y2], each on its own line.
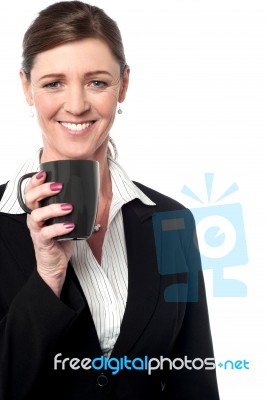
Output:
[60, 122, 92, 131]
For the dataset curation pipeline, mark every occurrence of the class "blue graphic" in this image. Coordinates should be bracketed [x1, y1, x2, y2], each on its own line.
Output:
[152, 173, 248, 301]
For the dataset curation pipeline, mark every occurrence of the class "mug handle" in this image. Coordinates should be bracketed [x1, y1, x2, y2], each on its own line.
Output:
[17, 172, 38, 214]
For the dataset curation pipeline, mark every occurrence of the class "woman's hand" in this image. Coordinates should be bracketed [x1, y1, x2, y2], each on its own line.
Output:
[24, 171, 75, 297]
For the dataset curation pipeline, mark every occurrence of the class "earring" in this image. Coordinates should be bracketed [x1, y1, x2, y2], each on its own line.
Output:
[29, 106, 34, 118]
[117, 104, 123, 114]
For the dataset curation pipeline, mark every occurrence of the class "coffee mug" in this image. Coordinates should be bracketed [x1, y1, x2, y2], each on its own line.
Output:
[17, 159, 100, 240]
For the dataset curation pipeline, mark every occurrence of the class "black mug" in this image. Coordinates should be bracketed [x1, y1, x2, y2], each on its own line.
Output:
[17, 159, 100, 240]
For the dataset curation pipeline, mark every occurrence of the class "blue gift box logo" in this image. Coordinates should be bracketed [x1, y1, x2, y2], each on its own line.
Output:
[152, 174, 248, 301]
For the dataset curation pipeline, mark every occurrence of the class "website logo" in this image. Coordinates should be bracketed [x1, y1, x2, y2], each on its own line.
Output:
[152, 173, 248, 301]
[53, 353, 250, 374]
[182, 173, 248, 297]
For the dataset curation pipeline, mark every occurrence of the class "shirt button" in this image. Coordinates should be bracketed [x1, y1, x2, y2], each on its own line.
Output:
[97, 373, 109, 387]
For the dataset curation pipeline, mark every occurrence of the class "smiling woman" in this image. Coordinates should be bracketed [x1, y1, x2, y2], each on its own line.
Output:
[20, 38, 128, 163]
[0, 1, 220, 399]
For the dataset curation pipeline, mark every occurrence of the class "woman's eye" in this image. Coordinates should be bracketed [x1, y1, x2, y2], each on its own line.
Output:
[45, 82, 61, 89]
[90, 80, 106, 88]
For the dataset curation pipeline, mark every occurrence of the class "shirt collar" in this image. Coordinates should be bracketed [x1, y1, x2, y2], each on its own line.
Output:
[108, 158, 155, 207]
[0, 149, 155, 214]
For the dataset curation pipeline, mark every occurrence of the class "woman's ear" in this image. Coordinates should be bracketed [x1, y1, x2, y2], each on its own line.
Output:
[19, 69, 34, 106]
[118, 65, 130, 103]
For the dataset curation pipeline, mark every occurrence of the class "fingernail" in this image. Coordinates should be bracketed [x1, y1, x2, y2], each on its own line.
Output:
[61, 203, 72, 211]
[63, 222, 75, 229]
[50, 182, 63, 191]
[36, 171, 45, 180]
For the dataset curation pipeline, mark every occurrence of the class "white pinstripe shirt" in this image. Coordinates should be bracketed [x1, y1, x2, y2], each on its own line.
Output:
[0, 149, 155, 357]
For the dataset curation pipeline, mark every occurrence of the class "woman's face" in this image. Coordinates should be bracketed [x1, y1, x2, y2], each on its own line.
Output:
[21, 38, 129, 161]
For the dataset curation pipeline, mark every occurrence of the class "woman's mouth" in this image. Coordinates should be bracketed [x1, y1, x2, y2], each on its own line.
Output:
[59, 121, 96, 134]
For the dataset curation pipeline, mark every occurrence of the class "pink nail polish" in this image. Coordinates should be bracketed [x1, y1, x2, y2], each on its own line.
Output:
[36, 171, 45, 180]
[50, 182, 63, 191]
[61, 203, 72, 211]
[63, 222, 75, 229]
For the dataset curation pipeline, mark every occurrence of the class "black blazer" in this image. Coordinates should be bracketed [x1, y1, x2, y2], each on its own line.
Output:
[0, 181, 220, 400]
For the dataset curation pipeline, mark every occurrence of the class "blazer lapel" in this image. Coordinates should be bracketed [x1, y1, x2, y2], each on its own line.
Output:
[112, 199, 160, 358]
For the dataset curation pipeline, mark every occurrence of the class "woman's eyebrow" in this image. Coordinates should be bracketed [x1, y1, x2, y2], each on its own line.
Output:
[37, 70, 113, 83]
[37, 73, 65, 82]
[84, 70, 113, 78]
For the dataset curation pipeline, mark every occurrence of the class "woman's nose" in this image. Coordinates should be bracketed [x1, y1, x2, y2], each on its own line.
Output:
[64, 86, 90, 115]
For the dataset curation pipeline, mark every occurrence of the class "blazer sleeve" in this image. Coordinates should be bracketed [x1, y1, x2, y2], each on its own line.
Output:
[161, 210, 220, 399]
[0, 235, 85, 400]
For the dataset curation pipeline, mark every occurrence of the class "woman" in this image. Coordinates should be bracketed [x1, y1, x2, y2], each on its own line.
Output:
[0, 1, 220, 399]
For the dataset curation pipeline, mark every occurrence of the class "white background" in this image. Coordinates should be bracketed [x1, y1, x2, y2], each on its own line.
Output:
[0, 1, 265, 398]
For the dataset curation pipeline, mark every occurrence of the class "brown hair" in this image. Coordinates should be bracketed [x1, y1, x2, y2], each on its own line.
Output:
[22, 0, 127, 80]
